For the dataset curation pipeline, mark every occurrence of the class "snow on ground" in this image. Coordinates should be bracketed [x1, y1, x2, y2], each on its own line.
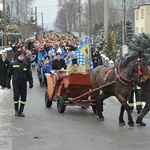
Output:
[0, 87, 13, 137]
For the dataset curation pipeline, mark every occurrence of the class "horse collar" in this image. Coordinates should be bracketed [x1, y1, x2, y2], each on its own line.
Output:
[115, 61, 134, 85]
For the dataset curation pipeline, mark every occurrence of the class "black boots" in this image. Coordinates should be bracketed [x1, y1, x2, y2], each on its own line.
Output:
[137, 110, 141, 114]
[136, 117, 146, 126]
[14, 104, 25, 117]
[15, 110, 25, 117]
[15, 110, 19, 117]
[19, 112, 25, 117]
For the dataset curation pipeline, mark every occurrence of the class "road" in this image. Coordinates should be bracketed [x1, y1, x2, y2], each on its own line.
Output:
[0, 70, 150, 150]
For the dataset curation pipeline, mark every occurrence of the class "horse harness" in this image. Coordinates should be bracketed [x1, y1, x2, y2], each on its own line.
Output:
[115, 58, 146, 86]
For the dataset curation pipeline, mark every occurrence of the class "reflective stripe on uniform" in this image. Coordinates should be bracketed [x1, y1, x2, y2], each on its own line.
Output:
[13, 65, 20, 68]
[133, 86, 141, 90]
[23, 68, 27, 71]
[14, 101, 19, 104]
[20, 101, 26, 104]
[136, 86, 141, 90]
[128, 103, 134, 107]
[136, 101, 142, 106]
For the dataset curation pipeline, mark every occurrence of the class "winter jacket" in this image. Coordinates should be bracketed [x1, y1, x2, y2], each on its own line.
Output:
[52, 59, 66, 70]
[136, 79, 150, 103]
[24, 56, 31, 69]
[7, 59, 33, 85]
[38, 50, 47, 63]
[92, 54, 103, 68]
[0, 58, 10, 78]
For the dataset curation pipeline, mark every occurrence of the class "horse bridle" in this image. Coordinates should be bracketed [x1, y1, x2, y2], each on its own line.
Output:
[115, 57, 149, 85]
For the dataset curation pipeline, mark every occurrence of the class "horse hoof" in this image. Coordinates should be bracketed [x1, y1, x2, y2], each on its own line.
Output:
[119, 122, 126, 126]
[99, 118, 104, 121]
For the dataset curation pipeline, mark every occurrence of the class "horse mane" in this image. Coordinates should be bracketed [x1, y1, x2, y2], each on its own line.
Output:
[120, 54, 138, 69]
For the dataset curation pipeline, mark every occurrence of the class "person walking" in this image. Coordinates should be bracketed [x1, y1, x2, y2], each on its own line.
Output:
[136, 78, 150, 126]
[24, 51, 33, 69]
[128, 74, 142, 114]
[0, 53, 10, 89]
[7, 51, 33, 117]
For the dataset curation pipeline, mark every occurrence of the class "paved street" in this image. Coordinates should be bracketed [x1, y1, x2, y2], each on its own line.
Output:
[0, 70, 150, 150]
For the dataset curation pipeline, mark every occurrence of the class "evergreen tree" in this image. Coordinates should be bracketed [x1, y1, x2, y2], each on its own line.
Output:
[93, 27, 105, 53]
[128, 33, 150, 63]
[6, 3, 12, 24]
[106, 31, 118, 61]
[115, 22, 122, 47]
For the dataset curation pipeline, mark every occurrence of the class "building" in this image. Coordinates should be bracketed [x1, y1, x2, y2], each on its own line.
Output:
[134, 2, 150, 34]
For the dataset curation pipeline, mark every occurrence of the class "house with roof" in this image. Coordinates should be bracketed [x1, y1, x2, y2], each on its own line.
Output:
[134, 2, 150, 34]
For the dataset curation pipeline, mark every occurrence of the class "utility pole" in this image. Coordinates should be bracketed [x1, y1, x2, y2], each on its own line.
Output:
[104, 0, 108, 54]
[3, 0, 6, 47]
[79, 0, 81, 39]
[65, 2, 69, 33]
[121, 0, 126, 57]
[122, 0, 126, 46]
[72, 0, 76, 32]
[88, 0, 92, 46]
[35, 6, 37, 26]
[41, 12, 43, 31]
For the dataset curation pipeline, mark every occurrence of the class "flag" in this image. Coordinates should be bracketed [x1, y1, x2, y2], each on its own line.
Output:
[66, 36, 93, 72]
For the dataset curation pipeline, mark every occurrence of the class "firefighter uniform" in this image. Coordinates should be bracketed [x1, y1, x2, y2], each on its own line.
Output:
[7, 51, 33, 117]
[128, 84, 142, 114]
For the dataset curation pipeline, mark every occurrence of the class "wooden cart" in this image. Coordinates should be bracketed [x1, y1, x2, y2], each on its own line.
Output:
[45, 71, 115, 113]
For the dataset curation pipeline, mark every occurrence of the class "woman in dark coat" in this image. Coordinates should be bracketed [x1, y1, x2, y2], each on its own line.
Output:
[136, 78, 150, 126]
[0, 53, 10, 89]
[92, 50, 103, 68]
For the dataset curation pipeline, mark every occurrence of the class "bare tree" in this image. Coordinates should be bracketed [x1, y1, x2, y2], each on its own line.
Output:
[6, 0, 35, 24]
[55, 0, 79, 32]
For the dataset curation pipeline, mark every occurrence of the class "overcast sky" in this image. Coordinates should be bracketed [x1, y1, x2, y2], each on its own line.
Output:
[34, 0, 58, 30]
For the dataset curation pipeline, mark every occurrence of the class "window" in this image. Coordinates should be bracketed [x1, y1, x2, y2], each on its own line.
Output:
[136, 11, 139, 20]
[141, 9, 144, 19]
[141, 28, 143, 33]
[136, 27, 139, 34]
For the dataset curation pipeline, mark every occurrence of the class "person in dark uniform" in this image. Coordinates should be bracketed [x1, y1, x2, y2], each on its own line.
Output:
[0, 53, 10, 89]
[7, 51, 33, 117]
[136, 78, 150, 126]
[52, 52, 66, 70]
[128, 73, 142, 114]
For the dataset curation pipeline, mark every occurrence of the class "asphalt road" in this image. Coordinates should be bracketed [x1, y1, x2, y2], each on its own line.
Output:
[0, 69, 150, 150]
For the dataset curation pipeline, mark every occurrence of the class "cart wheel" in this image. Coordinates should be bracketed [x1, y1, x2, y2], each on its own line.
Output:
[45, 91, 52, 108]
[92, 105, 96, 114]
[57, 96, 66, 113]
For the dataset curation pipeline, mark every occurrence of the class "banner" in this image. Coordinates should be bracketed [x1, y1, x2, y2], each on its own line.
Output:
[66, 36, 93, 72]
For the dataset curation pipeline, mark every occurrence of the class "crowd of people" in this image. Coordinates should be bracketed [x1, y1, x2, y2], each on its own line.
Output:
[0, 31, 100, 117]
[0, 31, 150, 126]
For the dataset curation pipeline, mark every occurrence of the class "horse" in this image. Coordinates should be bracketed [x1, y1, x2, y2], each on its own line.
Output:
[90, 51, 150, 127]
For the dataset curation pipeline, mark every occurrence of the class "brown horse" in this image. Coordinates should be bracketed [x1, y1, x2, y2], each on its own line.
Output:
[90, 51, 150, 127]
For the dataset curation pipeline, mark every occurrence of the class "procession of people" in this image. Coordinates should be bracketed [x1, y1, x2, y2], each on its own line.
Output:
[0, 31, 150, 128]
